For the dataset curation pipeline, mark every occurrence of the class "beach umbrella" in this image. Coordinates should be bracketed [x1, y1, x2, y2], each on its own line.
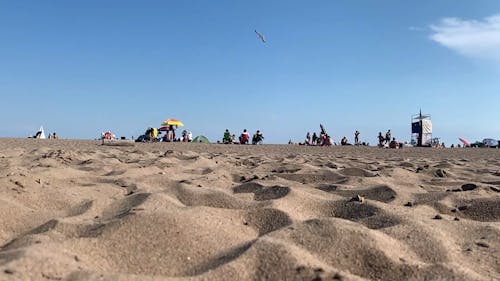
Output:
[161, 119, 184, 127]
[459, 137, 470, 147]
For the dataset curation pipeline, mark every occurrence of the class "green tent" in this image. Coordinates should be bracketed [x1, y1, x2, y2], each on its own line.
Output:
[192, 135, 210, 143]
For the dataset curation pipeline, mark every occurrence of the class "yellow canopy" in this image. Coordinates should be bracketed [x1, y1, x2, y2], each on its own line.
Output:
[161, 119, 184, 127]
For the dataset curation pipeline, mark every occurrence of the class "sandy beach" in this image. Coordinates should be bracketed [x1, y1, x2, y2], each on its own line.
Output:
[0, 138, 498, 280]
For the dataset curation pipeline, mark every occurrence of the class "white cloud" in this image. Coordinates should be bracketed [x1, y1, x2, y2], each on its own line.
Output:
[430, 14, 500, 61]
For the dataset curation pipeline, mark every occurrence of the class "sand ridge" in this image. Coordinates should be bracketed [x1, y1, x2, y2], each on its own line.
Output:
[0, 139, 499, 280]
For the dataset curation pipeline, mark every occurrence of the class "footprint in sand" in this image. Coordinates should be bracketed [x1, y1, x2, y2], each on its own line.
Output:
[331, 201, 400, 229]
[244, 208, 293, 235]
[101, 193, 151, 221]
[452, 198, 500, 222]
[175, 184, 248, 209]
[338, 168, 378, 177]
[316, 185, 397, 203]
[276, 172, 348, 185]
[233, 182, 290, 201]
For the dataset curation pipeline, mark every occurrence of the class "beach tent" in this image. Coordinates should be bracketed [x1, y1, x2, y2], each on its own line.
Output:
[192, 135, 210, 143]
[36, 126, 46, 139]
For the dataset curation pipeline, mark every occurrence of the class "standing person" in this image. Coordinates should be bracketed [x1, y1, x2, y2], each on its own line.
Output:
[305, 132, 311, 145]
[166, 125, 176, 142]
[312, 132, 318, 145]
[385, 129, 391, 144]
[378, 132, 385, 147]
[354, 130, 360, 145]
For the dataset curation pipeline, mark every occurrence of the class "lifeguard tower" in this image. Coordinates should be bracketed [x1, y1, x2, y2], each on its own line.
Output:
[411, 110, 432, 147]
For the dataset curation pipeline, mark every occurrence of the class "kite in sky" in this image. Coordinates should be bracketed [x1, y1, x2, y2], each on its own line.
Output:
[254, 30, 266, 43]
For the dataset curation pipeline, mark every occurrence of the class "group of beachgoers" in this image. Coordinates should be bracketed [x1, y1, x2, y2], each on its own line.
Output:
[300, 125, 365, 147]
[137, 126, 193, 142]
[377, 129, 400, 148]
[298, 126, 402, 148]
[302, 131, 334, 146]
[221, 129, 264, 145]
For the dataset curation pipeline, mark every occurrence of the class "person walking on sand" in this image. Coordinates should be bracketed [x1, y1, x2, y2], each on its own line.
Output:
[354, 130, 360, 145]
[385, 129, 391, 144]
[378, 132, 385, 147]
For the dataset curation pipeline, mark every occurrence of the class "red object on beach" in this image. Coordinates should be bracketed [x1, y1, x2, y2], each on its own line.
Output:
[459, 137, 470, 147]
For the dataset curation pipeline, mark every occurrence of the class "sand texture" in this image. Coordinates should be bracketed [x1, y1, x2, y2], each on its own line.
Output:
[0, 139, 499, 281]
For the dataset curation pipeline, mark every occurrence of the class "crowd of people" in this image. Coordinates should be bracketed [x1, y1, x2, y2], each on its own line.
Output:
[303, 131, 333, 146]
[38, 125, 482, 149]
[137, 126, 194, 142]
[298, 127, 403, 148]
[221, 129, 264, 145]
[301, 126, 367, 147]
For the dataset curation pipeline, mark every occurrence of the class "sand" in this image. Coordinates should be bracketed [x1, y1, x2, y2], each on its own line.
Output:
[0, 138, 498, 281]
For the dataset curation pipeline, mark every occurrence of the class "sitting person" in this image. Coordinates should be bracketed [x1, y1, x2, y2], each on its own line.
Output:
[252, 130, 264, 145]
[239, 129, 250, 144]
[223, 129, 232, 144]
[321, 134, 332, 146]
[341, 136, 348, 145]
[389, 137, 399, 149]
[103, 131, 113, 140]
[305, 132, 311, 145]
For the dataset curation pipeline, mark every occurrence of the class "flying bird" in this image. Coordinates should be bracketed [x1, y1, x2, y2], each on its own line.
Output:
[254, 30, 266, 43]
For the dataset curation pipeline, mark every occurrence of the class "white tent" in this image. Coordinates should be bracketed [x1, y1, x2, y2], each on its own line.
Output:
[37, 126, 46, 139]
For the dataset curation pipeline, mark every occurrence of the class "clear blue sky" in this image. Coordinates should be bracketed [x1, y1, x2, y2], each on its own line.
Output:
[1, 0, 499, 145]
